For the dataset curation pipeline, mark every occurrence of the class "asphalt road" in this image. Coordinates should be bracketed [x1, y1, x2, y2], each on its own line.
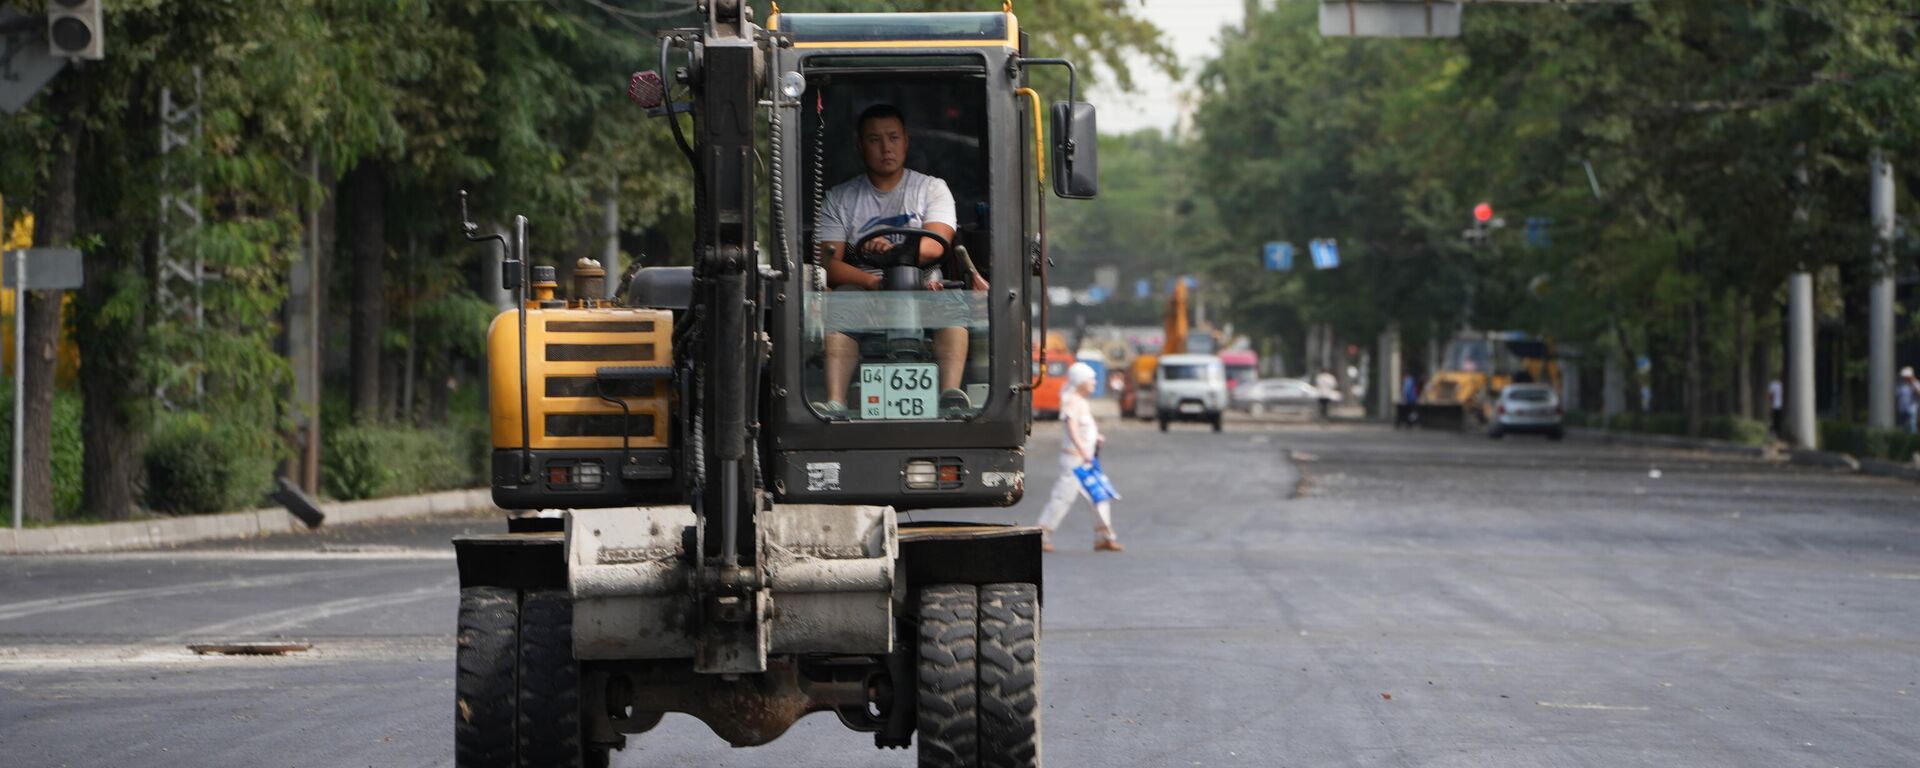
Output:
[3, 412, 1918, 767]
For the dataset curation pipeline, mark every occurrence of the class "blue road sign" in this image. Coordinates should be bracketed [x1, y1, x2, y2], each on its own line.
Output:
[1310, 239, 1340, 270]
[1135, 278, 1151, 299]
[1264, 241, 1294, 272]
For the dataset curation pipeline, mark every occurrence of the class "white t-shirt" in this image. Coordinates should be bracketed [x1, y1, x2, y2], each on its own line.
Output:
[819, 169, 957, 278]
[1060, 391, 1100, 459]
[1768, 380, 1782, 409]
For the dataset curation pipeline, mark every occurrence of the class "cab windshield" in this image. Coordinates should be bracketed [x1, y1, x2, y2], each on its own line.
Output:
[797, 61, 994, 422]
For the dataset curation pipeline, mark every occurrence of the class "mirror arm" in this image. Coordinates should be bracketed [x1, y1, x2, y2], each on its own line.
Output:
[1015, 58, 1078, 149]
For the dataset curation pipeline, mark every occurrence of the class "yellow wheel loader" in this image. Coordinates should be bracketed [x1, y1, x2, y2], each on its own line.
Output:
[1414, 331, 1560, 430]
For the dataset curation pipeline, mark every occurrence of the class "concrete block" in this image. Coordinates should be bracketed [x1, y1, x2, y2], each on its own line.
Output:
[0, 528, 15, 555]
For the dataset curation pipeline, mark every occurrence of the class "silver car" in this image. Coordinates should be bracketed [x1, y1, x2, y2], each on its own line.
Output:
[1231, 378, 1320, 416]
[1489, 383, 1564, 440]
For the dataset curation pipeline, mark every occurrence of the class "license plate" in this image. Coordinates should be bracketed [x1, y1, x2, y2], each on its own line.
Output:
[1179, 403, 1203, 414]
[859, 363, 938, 420]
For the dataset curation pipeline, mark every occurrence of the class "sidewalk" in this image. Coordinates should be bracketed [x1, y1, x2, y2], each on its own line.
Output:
[1, 488, 499, 555]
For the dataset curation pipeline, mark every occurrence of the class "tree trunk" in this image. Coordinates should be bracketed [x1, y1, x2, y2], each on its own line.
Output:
[21, 120, 77, 524]
[1686, 297, 1703, 438]
[1752, 295, 1773, 423]
[348, 163, 387, 424]
[1735, 294, 1753, 421]
[78, 236, 147, 522]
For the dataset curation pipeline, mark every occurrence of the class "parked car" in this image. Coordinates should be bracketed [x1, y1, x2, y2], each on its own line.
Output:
[1231, 378, 1320, 416]
[1488, 383, 1564, 440]
[1155, 353, 1228, 432]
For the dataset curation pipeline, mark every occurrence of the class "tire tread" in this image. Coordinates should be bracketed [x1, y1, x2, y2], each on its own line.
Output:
[978, 583, 1041, 768]
[918, 584, 980, 768]
[456, 587, 518, 768]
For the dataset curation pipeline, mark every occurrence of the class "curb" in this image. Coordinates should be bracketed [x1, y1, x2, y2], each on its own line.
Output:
[1787, 448, 1860, 472]
[1, 487, 499, 555]
[1566, 427, 1920, 484]
[1857, 457, 1920, 481]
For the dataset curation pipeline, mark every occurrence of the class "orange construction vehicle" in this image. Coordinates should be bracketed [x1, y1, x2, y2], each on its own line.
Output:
[1031, 342, 1075, 420]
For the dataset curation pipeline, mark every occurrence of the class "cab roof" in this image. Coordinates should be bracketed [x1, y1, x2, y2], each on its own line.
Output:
[771, 12, 1018, 50]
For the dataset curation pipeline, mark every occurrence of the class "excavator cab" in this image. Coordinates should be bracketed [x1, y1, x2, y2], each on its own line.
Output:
[765, 10, 1099, 509]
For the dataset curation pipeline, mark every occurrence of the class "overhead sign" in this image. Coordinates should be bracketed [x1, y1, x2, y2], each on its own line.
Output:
[1310, 239, 1340, 270]
[1135, 278, 1150, 299]
[0, 8, 70, 115]
[1264, 241, 1294, 272]
[1320, 1, 1463, 38]
[3, 248, 84, 290]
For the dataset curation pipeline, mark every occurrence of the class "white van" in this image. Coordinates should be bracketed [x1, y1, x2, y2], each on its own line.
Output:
[1155, 354, 1228, 432]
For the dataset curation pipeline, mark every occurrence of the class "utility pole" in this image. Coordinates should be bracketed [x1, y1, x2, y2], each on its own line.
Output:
[1787, 272, 1817, 449]
[1867, 150, 1896, 430]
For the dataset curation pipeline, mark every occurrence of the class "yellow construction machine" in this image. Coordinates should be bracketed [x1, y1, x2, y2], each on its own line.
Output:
[1415, 330, 1560, 429]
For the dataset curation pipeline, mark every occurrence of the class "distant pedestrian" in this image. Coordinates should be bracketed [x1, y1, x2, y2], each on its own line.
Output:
[1769, 378, 1784, 436]
[1899, 367, 1918, 435]
[1314, 368, 1339, 420]
[1038, 363, 1123, 553]
[1398, 373, 1420, 428]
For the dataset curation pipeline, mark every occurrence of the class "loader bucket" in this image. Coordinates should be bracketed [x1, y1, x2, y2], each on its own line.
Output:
[1413, 403, 1471, 431]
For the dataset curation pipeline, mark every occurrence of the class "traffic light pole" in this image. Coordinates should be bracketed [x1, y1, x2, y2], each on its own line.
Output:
[11, 247, 24, 530]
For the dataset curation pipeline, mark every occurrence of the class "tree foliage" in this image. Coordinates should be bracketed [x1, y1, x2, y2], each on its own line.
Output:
[0, 0, 1171, 518]
[1123, 0, 1920, 427]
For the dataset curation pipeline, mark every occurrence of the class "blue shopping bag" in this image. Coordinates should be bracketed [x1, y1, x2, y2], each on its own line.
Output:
[1072, 458, 1121, 503]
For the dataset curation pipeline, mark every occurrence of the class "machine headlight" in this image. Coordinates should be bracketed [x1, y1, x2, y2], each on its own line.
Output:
[574, 461, 604, 489]
[779, 71, 806, 100]
[904, 460, 939, 490]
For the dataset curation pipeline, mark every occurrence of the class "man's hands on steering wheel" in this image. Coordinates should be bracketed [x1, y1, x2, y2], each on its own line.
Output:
[847, 226, 985, 291]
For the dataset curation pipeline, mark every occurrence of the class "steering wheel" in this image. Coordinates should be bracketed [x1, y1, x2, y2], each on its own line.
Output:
[852, 226, 950, 266]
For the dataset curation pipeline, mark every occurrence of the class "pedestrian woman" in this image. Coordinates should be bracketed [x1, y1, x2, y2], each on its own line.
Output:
[1038, 362, 1123, 553]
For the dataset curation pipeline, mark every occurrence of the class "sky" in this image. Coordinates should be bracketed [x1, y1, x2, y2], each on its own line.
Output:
[1089, 0, 1247, 136]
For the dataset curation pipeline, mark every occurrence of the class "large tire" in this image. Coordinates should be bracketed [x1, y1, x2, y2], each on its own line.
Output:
[455, 588, 608, 768]
[456, 587, 519, 768]
[978, 584, 1041, 768]
[518, 590, 606, 768]
[918, 584, 980, 768]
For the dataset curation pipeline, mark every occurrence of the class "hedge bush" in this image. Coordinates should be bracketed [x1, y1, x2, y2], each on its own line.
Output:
[143, 414, 276, 515]
[323, 423, 486, 501]
[1818, 421, 1920, 464]
[1566, 411, 1771, 446]
[0, 384, 85, 519]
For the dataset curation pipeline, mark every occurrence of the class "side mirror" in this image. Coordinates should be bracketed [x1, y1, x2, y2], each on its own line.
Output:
[1051, 101, 1098, 200]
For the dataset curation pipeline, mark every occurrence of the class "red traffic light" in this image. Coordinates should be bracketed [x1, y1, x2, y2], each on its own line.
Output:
[1473, 202, 1494, 223]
